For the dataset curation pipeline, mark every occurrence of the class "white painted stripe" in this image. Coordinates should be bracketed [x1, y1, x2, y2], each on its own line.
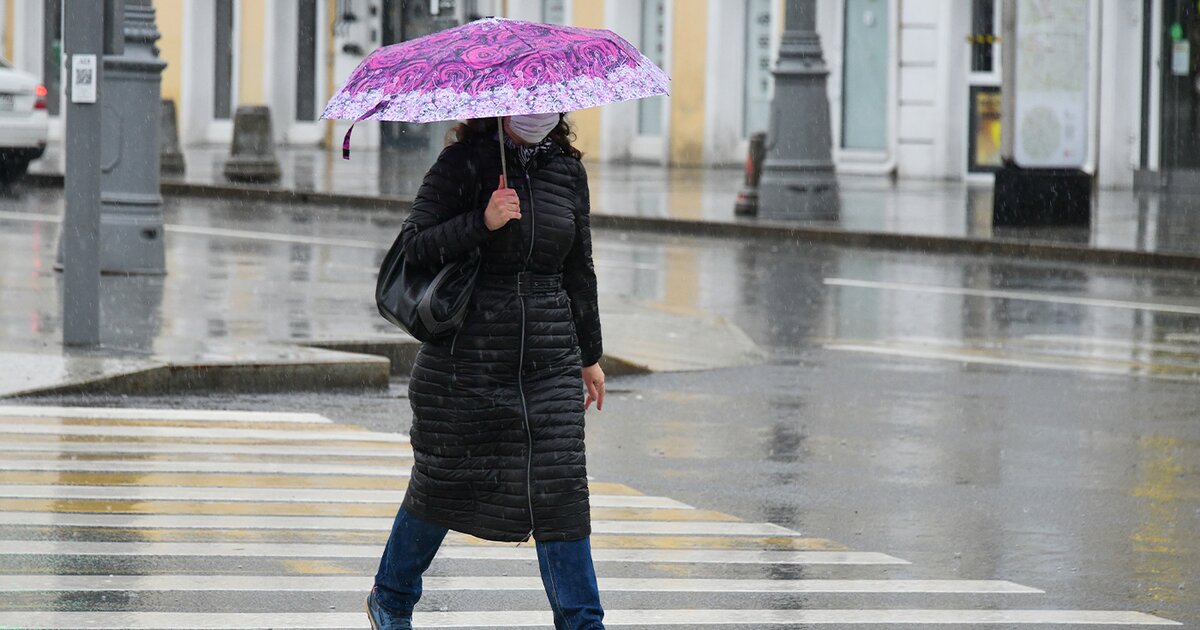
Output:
[0, 210, 383, 250]
[0, 574, 1043, 594]
[0, 406, 332, 424]
[0, 486, 688, 509]
[0, 441, 411, 459]
[0, 459, 410, 477]
[827, 343, 1150, 378]
[0, 512, 784, 537]
[0, 423, 408, 443]
[0, 609, 1177, 627]
[165, 224, 382, 250]
[0, 540, 906, 564]
[1022, 334, 1200, 355]
[825, 277, 1200, 316]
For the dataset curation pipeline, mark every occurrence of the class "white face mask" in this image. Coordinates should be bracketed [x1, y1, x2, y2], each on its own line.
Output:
[508, 113, 561, 144]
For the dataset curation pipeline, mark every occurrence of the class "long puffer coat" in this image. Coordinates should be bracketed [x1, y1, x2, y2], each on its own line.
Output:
[398, 134, 602, 543]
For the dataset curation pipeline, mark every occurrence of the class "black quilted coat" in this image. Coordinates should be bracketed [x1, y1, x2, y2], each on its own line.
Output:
[398, 135, 602, 543]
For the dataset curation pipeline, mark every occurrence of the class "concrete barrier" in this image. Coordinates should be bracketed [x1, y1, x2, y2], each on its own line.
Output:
[223, 105, 281, 183]
[160, 99, 186, 176]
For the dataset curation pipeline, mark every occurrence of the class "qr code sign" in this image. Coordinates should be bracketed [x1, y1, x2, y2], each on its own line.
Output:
[71, 54, 97, 103]
[75, 68, 93, 86]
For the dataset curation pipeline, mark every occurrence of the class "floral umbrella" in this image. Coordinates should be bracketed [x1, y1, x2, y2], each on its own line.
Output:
[323, 16, 670, 166]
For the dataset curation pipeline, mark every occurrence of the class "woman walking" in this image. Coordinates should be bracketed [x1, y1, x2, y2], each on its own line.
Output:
[366, 113, 607, 630]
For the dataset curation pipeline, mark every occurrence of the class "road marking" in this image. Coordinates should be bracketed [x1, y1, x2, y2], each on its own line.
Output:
[1021, 334, 1200, 357]
[0, 210, 385, 249]
[0, 499, 731, 522]
[825, 277, 1200, 316]
[0, 422, 409, 443]
[0, 574, 1042, 594]
[0, 472, 640, 496]
[0, 609, 1176, 627]
[0, 540, 907, 564]
[0, 459, 411, 477]
[0, 441, 411, 459]
[0, 485, 689, 509]
[0, 512, 795, 537]
[0, 405, 332, 424]
[826, 342, 1200, 381]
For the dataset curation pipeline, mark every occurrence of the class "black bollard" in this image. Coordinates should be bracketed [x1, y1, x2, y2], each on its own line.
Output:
[160, 99, 186, 176]
[223, 105, 281, 183]
[734, 132, 767, 217]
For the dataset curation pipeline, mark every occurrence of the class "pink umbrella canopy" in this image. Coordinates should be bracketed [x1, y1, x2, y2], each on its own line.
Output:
[323, 16, 669, 151]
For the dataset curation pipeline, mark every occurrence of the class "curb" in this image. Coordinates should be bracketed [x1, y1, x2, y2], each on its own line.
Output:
[25, 171, 1200, 272]
[8, 353, 391, 399]
[302, 337, 652, 377]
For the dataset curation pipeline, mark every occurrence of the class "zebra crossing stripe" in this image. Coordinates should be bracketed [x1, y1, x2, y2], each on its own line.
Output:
[0, 423, 409, 443]
[0, 472, 642, 496]
[0, 511, 793, 536]
[0, 459, 411, 476]
[0, 574, 1043, 593]
[0, 540, 907, 564]
[0, 485, 690, 509]
[0, 609, 1177, 627]
[0, 441, 411, 458]
[0, 406, 333, 423]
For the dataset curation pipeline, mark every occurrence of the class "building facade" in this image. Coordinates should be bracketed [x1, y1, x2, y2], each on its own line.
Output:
[0, 1, 1187, 190]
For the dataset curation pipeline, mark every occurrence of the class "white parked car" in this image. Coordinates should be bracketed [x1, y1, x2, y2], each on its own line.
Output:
[0, 57, 49, 184]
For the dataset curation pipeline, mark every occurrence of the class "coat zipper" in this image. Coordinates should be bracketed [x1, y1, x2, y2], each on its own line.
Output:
[518, 171, 536, 540]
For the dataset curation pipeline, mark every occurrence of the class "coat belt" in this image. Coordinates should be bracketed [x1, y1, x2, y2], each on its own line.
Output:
[478, 271, 563, 295]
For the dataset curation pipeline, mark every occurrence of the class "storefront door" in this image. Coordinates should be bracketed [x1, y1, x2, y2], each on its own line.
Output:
[1160, 0, 1200, 190]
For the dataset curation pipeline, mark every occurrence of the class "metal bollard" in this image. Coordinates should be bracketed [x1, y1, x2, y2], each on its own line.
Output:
[223, 105, 282, 183]
[160, 99, 186, 176]
[734, 132, 767, 217]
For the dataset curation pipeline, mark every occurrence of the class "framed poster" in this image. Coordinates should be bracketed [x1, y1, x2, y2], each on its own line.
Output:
[969, 86, 1002, 172]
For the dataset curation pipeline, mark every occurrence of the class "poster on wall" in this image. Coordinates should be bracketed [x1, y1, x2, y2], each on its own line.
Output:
[1013, 0, 1091, 168]
[969, 86, 1002, 171]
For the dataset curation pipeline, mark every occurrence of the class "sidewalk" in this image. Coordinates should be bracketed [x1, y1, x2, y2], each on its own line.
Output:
[29, 143, 1200, 266]
[0, 188, 764, 398]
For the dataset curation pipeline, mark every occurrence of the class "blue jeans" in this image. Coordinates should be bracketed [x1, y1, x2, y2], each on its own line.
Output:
[374, 506, 605, 630]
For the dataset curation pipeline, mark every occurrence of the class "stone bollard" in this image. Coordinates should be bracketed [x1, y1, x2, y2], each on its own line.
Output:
[734, 132, 767, 217]
[223, 105, 281, 183]
[160, 99, 186, 176]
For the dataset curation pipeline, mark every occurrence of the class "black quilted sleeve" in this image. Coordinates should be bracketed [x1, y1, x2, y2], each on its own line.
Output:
[563, 162, 603, 367]
[400, 143, 491, 269]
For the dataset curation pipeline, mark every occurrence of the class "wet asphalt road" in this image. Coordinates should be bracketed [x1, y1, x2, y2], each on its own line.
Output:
[1, 188, 1198, 627]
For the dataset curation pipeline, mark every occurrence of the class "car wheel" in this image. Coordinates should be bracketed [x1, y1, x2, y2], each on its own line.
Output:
[0, 156, 30, 185]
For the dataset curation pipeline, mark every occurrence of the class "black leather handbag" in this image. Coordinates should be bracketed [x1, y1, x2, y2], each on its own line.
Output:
[375, 234, 481, 343]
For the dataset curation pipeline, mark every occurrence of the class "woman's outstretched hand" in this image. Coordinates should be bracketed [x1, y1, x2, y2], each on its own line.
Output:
[583, 362, 605, 411]
[484, 176, 521, 231]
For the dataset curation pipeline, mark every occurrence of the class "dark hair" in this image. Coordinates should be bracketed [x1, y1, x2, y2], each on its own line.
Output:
[447, 115, 583, 160]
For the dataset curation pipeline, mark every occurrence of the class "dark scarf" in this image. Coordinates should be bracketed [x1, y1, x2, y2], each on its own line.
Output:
[504, 134, 555, 170]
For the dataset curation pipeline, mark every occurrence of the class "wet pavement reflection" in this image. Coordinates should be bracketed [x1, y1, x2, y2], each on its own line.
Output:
[0, 186, 1197, 625]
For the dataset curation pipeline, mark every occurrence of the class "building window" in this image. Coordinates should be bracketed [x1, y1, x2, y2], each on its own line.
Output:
[841, 0, 888, 150]
[296, 0, 318, 122]
[970, 0, 996, 73]
[541, 0, 566, 25]
[214, 0, 235, 120]
[968, 86, 1002, 171]
[743, 0, 773, 136]
[637, 0, 666, 136]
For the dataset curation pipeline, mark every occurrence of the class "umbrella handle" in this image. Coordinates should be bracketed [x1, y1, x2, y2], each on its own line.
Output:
[341, 101, 390, 160]
[497, 115, 508, 189]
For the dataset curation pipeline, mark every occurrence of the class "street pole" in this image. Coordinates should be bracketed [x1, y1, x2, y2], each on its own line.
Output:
[61, 0, 105, 346]
[99, 0, 167, 274]
[757, 0, 839, 221]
